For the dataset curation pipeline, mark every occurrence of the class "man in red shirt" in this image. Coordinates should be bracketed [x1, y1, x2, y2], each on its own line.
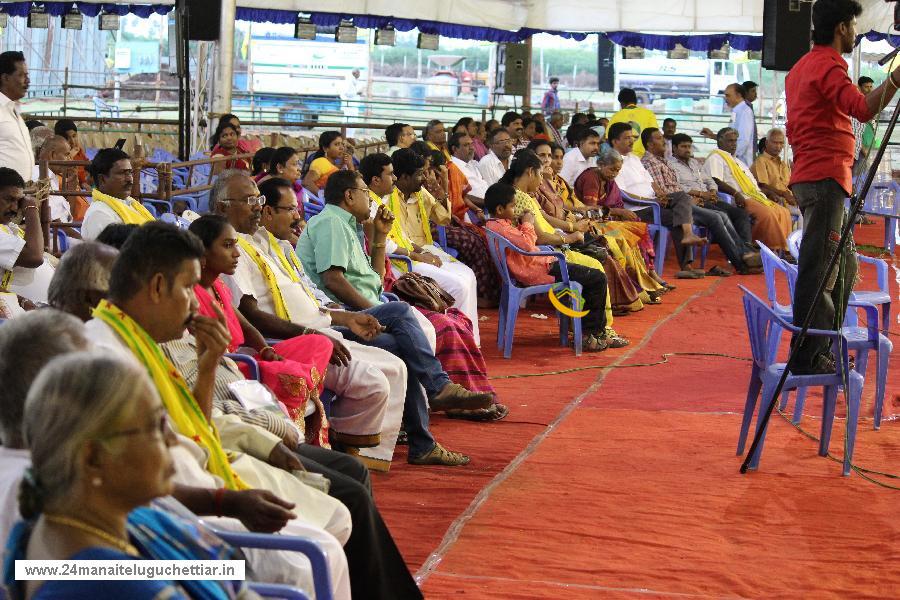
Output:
[785, 0, 900, 373]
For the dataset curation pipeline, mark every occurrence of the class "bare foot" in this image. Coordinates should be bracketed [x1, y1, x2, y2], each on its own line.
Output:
[681, 234, 708, 246]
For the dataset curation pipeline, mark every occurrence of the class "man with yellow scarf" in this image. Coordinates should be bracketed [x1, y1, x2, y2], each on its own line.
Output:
[81, 148, 154, 240]
[81, 222, 354, 597]
[702, 127, 794, 255]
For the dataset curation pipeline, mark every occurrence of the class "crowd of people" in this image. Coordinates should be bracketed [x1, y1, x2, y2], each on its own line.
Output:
[0, 39, 879, 598]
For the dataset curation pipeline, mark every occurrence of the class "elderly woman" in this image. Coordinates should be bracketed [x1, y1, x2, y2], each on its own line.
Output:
[574, 145, 673, 290]
[3, 353, 259, 599]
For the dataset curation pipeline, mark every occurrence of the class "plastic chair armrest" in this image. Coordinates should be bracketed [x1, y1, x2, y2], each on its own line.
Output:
[387, 253, 414, 270]
[621, 192, 661, 223]
[856, 254, 889, 292]
[225, 353, 260, 381]
[247, 582, 310, 600]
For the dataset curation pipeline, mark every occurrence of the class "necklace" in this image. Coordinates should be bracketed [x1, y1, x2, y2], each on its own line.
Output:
[44, 514, 140, 556]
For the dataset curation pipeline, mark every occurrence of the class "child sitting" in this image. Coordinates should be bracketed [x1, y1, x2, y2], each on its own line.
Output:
[484, 182, 628, 351]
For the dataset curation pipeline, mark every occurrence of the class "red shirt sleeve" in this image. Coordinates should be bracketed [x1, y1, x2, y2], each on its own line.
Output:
[819, 63, 873, 122]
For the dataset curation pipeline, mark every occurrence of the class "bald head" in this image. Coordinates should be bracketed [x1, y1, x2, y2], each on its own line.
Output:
[38, 135, 71, 160]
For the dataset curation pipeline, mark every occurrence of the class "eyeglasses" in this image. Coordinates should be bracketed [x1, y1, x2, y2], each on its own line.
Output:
[102, 412, 168, 442]
[222, 195, 265, 206]
[349, 187, 369, 194]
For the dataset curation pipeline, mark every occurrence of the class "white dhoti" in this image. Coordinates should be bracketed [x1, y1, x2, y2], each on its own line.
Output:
[320, 327, 406, 472]
[396, 246, 481, 345]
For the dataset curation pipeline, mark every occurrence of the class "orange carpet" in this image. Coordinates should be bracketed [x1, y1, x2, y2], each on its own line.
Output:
[371, 220, 900, 598]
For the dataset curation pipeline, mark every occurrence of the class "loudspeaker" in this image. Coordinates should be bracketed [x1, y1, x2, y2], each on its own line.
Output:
[178, 0, 220, 41]
[597, 35, 615, 93]
[496, 43, 529, 96]
[762, 0, 812, 71]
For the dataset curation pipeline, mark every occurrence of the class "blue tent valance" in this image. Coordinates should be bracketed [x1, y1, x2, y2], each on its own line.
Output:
[0, 3, 762, 50]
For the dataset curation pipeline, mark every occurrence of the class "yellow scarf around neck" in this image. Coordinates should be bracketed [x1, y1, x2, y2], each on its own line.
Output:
[93, 300, 247, 491]
[409, 190, 435, 247]
[265, 230, 319, 304]
[711, 150, 776, 208]
[236, 235, 292, 321]
[91, 188, 155, 224]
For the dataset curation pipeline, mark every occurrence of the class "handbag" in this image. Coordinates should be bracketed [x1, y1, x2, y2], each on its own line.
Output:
[391, 271, 455, 312]
[567, 232, 609, 263]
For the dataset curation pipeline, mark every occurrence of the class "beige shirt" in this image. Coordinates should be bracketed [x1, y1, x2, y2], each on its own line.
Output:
[398, 188, 451, 248]
[751, 152, 791, 193]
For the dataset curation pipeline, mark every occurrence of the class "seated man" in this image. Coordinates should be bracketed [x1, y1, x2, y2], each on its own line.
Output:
[702, 127, 793, 254]
[0, 167, 55, 303]
[218, 170, 486, 467]
[361, 150, 481, 344]
[751, 127, 801, 224]
[667, 133, 761, 274]
[560, 126, 601, 186]
[643, 127, 756, 276]
[607, 123, 705, 277]
[423, 119, 450, 160]
[448, 131, 488, 212]
[477, 127, 514, 185]
[81, 148, 153, 240]
[385, 122, 416, 156]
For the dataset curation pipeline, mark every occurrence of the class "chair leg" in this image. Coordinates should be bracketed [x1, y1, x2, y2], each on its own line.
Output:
[749, 379, 776, 470]
[502, 296, 521, 359]
[791, 388, 808, 425]
[819, 386, 838, 457]
[881, 303, 891, 338]
[558, 313, 569, 348]
[573, 316, 582, 357]
[844, 378, 862, 476]
[874, 340, 891, 430]
[656, 228, 669, 276]
[737, 370, 762, 456]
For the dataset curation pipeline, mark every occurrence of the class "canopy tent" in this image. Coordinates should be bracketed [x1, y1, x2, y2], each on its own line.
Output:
[1, 0, 897, 47]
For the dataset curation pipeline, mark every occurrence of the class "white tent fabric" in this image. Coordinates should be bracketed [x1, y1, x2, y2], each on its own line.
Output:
[858, 0, 897, 38]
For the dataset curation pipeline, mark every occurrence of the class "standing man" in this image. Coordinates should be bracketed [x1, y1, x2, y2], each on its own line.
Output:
[742, 80, 760, 155]
[0, 51, 32, 182]
[341, 68, 363, 138]
[701, 83, 756, 166]
[541, 77, 561, 117]
[662, 118, 677, 158]
[851, 76, 876, 171]
[786, 0, 900, 374]
[607, 88, 659, 157]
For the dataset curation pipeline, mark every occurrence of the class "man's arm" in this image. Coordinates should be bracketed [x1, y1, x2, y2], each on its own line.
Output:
[15, 196, 44, 267]
[238, 294, 307, 339]
[321, 267, 376, 310]
[171, 483, 296, 534]
[187, 311, 231, 421]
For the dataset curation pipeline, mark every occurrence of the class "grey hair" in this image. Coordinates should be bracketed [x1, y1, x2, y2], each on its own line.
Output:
[30, 126, 54, 159]
[717, 127, 737, 142]
[21, 353, 153, 518]
[766, 127, 785, 139]
[597, 145, 623, 167]
[0, 309, 87, 447]
[47, 242, 118, 315]
[210, 168, 249, 211]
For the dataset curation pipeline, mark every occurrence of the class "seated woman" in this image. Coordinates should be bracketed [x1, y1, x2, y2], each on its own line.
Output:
[189, 215, 340, 448]
[485, 183, 618, 352]
[501, 150, 630, 342]
[262, 146, 304, 203]
[210, 123, 251, 173]
[251, 146, 276, 179]
[301, 131, 355, 197]
[4, 353, 251, 600]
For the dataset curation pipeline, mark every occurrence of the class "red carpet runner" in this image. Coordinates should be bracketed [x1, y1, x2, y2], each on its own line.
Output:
[371, 221, 900, 598]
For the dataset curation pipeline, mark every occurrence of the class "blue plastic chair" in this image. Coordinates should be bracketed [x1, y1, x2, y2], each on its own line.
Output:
[738, 286, 863, 476]
[620, 191, 669, 275]
[211, 528, 332, 600]
[55, 229, 69, 254]
[434, 225, 459, 258]
[782, 261, 893, 429]
[247, 583, 310, 599]
[171, 194, 199, 213]
[159, 213, 191, 229]
[484, 228, 583, 358]
[226, 353, 260, 380]
[142, 199, 171, 217]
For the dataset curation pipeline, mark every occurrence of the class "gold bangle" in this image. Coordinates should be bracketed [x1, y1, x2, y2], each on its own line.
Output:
[373, 242, 386, 249]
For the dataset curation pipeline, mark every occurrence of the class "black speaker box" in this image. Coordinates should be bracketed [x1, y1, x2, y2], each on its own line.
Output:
[597, 35, 615, 93]
[762, 0, 812, 71]
[178, 0, 221, 41]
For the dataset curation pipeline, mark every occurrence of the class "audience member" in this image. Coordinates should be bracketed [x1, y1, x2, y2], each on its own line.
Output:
[82, 148, 152, 240]
[251, 146, 276, 178]
[742, 80, 760, 150]
[34, 135, 85, 226]
[0, 52, 32, 182]
[448, 131, 489, 207]
[0, 167, 55, 303]
[211, 123, 251, 172]
[385, 122, 416, 156]
[502, 111, 528, 151]
[478, 127, 514, 185]
[53, 118, 89, 187]
[546, 111, 567, 148]
[608, 88, 659, 157]
[703, 127, 793, 253]
[424, 119, 450, 159]
[851, 76, 876, 171]
[662, 118, 677, 158]
[47, 241, 118, 320]
[560, 126, 601, 186]
[264, 146, 303, 202]
[302, 131, 355, 196]
[751, 128, 801, 223]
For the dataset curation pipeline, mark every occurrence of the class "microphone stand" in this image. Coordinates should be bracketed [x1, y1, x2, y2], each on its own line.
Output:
[739, 66, 900, 474]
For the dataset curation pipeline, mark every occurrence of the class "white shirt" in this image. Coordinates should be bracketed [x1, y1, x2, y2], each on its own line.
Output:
[32, 165, 70, 222]
[615, 153, 655, 199]
[0, 92, 33, 181]
[225, 227, 332, 331]
[81, 195, 143, 240]
[560, 148, 596, 187]
[730, 101, 756, 167]
[341, 75, 363, 101]
[702, 150, 761, 193]
[450, 155, 489, 199]
[0, 447, 29, 548]
[0, 222, 55, 303]
[477, 151, 508, 186]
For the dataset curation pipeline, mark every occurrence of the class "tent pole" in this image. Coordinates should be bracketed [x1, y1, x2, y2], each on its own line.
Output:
[212, 0, 236, 123]
[523, 35, 533, 110]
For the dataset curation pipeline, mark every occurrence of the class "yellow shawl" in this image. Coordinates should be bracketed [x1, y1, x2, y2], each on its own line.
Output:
[236, 235, 292, 320]
[711, 150, 777, 208]
[265, 230, 318, 304]
[91, 188, 155, 223]
[93, 300, 248, 490]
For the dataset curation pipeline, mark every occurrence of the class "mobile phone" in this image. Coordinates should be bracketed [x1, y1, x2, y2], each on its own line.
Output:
[114, 138, 126, 150]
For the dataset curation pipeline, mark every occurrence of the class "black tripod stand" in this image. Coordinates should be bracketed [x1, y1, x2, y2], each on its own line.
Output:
[739, 75, 900, 474]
